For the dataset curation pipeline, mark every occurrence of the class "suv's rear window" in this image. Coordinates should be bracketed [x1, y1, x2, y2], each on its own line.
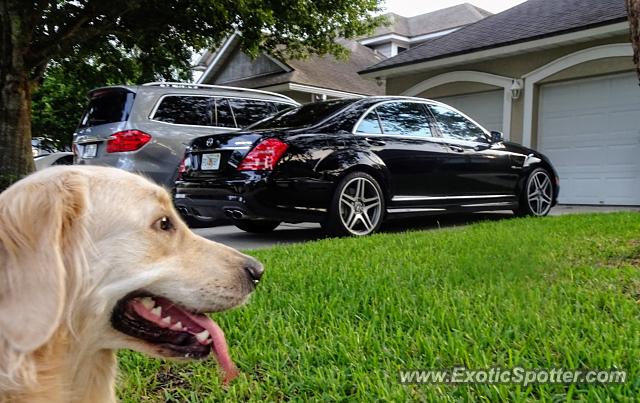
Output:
[152, 95, 293, 128]
[229, 99, 277, 128]
[79, 90, 135, 128]
[153, 96, 213, 126]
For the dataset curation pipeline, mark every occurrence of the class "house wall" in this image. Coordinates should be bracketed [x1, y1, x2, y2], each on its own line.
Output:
[282, 91, 314, 104]
[420, 82, 499, 98]
[385, 34, 633, 145]
[214, 48, 283, 84]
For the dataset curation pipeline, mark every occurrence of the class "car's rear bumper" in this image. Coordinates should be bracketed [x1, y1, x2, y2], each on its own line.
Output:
[174, 173, 332, 223]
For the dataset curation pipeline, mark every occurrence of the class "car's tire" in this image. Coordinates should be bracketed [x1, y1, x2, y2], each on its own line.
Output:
[514, 167, 554, 217]
[323, 171, 385, 237]
[234, 219, 281, 233]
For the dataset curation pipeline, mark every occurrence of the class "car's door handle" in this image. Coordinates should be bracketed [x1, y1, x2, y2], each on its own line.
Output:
[449, 145, 465, 153]
[365, 138, 386, 146]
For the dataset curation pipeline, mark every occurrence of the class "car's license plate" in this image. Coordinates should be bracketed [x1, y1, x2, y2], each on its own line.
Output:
[201, 153, 221, 170]
[83, 143, 97, 158]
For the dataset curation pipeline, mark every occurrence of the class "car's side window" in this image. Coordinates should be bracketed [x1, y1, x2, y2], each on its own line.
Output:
[355, 110, 382, 134]
[375, 102, 433, 137]
[274, 102, 295, 113]
[214, 98, 236, 128]
[153, 96, 213, 126]
[228, 99, 278, 128]
[428, 104, 488, 143]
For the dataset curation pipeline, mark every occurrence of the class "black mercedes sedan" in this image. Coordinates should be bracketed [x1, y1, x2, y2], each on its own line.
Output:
[174, 97, 559, 236]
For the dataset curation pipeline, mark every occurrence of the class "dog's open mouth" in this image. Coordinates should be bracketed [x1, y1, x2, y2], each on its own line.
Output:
[111, 294, 238, 383]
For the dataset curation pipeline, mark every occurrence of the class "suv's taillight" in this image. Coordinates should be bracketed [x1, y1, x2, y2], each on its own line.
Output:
[106, 130, 152, 153]
[176, 155, 189, 180]
[237, 138, 288, 171]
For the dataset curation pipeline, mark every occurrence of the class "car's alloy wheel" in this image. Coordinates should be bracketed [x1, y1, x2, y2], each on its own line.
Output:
[325, 172, 385, 236]
[516, 168, 553, 217]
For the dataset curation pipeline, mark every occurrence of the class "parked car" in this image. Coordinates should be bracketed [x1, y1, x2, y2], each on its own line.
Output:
[174, 97, 559, 236]
[34, 152, 74, 170]
[72, 82, 299, 189]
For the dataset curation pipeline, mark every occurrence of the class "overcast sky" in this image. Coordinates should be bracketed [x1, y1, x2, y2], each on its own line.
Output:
[382, 0, 527, 16]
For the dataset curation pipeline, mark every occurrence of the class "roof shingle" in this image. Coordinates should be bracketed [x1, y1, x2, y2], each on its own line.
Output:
[219, 39, 385, 96]
[362, 0, 628, 74]
[372, 3, 491, 38]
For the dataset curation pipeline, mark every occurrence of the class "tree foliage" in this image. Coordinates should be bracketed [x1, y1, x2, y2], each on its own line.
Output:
[0, 0, 383, 190]
[31, 43, 194, 151]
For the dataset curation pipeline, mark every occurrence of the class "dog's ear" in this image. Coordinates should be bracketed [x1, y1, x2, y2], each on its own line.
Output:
[0, 170, 88, 353]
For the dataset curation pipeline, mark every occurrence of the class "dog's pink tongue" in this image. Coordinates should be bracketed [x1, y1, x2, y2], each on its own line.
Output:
[190, 314, 239, 384]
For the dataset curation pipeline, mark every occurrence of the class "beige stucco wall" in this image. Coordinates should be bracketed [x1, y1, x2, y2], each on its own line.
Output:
[540, 56, 634, 83]
[418, 82, 499, 98]
[384, 34, 634, 146]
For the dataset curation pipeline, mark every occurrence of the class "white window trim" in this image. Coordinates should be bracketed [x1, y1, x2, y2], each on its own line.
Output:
[401, 71, 515, 139]
[358, 28, 460, 47]
[521, 43, 633, 147]
[196, 33, 238, 84]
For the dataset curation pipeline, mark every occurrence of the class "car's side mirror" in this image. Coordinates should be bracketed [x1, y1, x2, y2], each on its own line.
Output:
[489, 131, 504, 143]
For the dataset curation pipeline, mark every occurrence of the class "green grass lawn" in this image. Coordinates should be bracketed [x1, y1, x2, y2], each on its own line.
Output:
[118, 213, 640, 402]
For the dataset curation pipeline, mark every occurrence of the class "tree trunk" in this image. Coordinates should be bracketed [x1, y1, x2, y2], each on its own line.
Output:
[629, 0, 640, 83]
[0, 1, 35, 192]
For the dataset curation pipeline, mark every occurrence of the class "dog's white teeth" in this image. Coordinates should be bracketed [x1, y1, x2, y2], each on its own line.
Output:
[150, 306, 162, 317]
[140, 297, 155, 310]
[161, 316, 171, 324]
[170, 321, 183, 331]
[195, 330, 210, 342]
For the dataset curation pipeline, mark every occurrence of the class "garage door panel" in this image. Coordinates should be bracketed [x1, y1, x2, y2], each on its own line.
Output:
[607, 145, 636, 167]
[435, 90, 503, 132]
[539, 73, 640, 205]
[607, 110, 640, 132]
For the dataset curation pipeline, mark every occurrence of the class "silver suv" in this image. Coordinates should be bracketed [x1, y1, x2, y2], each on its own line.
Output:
[73, 82, 298, 187]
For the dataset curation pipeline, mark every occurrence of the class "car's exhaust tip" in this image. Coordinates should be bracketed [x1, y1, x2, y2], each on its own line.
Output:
[224, 209, 245, 219]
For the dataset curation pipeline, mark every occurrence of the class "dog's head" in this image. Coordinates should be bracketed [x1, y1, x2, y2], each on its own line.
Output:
[0, 166, 261, 388]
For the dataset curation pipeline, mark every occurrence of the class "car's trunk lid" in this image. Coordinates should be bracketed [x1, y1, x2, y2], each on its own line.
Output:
[184, 132, 264, 178]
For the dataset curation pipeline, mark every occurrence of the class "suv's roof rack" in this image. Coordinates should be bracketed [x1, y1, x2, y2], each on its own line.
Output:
[142, 82, 297, 104]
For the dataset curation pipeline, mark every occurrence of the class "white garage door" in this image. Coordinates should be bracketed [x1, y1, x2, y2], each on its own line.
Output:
[436, 90, 503, 132]
[539, 73, 640, 205]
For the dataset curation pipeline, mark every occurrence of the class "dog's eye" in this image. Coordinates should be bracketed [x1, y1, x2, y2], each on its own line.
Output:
[156, 216, 174, 232]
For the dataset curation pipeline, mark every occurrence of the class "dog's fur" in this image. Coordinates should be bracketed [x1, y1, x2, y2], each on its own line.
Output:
[0, 166, 260, 403]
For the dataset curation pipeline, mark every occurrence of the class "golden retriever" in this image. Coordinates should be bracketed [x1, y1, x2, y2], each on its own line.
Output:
[0, 166, 263, 403]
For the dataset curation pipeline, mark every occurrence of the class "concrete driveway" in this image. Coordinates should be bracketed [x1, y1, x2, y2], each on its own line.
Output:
[194, 205, 639, 250]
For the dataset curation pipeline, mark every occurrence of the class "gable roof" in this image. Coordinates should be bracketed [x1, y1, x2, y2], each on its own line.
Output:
[372, 3, 492, 38]
[362, 0, 628, 74]
[201, 38, 385, 96]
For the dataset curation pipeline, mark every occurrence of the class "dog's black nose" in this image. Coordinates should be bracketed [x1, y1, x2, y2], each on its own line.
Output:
[243, 258, 264, 284]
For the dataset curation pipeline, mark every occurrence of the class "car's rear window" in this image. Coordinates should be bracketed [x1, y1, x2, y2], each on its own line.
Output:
[79, 90, 135, 128]
[248, 99, 354, 130]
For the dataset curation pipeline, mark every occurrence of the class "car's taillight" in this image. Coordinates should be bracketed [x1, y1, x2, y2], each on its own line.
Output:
[237, 138, 288, 171]
[106, 130, 152, 153]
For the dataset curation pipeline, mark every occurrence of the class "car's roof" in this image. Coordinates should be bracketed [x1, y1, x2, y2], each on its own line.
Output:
[87, 83, 298, 105]
[300, 96, 443, 113]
